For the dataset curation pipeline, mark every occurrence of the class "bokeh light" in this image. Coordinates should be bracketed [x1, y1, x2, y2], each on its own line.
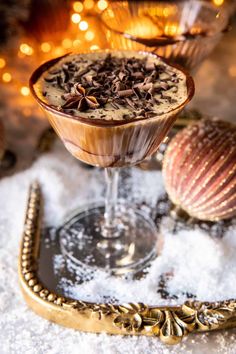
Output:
[97, 0, 108, 11]
[71, 13, 81, 24]
[54, 47, 64, 56]
[73, 39, 81, 47]
[0, 58, 6, 69]
[164, 24, 183, 36]
[85, 31, 95, 41]
[62, 38, 73, 49]
[73, 1, 83, 12]
[213, 0, 224, 6]
[79, 21, 89, 31]
[20, 43, 34, 56]
[20, 86, 30, 96]
[2, 72, 12, 82]
[41, 42, 51, 53]
[90, 44, 100, 50]
[84, 0, 94, 10]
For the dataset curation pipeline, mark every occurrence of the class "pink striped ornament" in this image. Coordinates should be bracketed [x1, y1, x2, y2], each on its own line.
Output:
[163, 118, 236, 221]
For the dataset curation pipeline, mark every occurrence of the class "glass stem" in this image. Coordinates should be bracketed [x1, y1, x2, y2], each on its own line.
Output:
[104, 167, 119, 236]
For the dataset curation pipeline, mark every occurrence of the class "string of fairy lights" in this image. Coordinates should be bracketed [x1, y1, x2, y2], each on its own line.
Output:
[0, 0, 108, 102]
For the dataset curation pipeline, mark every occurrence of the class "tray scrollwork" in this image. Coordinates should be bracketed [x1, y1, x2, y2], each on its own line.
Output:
[19, 183, 236, 345]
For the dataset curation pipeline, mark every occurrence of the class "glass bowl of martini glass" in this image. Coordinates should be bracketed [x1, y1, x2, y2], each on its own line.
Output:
[30, 50, 194, 274]
[101, 0, 230, 71]
[101, 1, 230, 170]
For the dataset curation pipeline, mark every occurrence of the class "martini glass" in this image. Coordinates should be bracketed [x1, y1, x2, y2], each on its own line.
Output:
[30, 51, 194, 274]
[101, 0, 230, 71]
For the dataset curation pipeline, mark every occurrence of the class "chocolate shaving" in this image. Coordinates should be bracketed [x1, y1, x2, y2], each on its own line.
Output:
[134, 82, 153, 91]
[117, 89, 133, 97]
[125, 97, 136, 109]
[44, 76, 56, 83]
[145, 91, 153, 100]
[57, 76, 63, 89]
[145, 70, 157, 83]
[62, 69, 70, 83]
[111, 101, 119, 109]
[145, 61, 155, 71]
[112, 81, 125, 93]
[122, 114, 131, 119]
[75, 68, 89, 79]
[118, 72, 126, 81]
[133, 87, 142, 99]
[64, 83, 73, 93]
[131, 72, 144, 79]
[172, 78, 180, 83]
[49, 69, 61, 75]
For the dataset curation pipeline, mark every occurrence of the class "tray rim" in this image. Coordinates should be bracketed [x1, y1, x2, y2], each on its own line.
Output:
[19, 182, 236, 345]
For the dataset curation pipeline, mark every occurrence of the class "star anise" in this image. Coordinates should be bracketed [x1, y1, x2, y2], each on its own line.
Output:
[61, 84, 104, 111]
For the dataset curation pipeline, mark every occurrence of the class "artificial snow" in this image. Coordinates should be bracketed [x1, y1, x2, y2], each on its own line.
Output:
[0, 142, 236, 354]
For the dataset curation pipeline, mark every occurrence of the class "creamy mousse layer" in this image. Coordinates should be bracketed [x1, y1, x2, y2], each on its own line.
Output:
[34, 51, 187, 121]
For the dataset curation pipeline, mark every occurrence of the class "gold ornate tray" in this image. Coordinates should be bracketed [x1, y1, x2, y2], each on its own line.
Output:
[19, 182, 236, 345]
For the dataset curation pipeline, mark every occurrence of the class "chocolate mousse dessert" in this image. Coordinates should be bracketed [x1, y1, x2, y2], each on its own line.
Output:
[31, 51, 193, 167]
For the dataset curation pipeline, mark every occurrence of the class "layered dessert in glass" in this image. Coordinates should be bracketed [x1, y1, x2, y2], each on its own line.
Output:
[30, 51, 194, 274]
[32, 51, 192, 168]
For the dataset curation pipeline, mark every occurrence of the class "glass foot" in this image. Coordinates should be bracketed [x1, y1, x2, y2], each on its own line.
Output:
[58, 204, 158, 275]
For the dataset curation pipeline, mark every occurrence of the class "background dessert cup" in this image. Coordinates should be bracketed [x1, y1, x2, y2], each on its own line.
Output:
[101, 1, 230, 71]
[100, 1, 230, 171]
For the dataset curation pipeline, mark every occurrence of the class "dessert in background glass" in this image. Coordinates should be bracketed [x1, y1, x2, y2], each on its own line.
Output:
[30, 50, 194, 274]
[101, 1, 229, 170]
[101, 0, 230, 71]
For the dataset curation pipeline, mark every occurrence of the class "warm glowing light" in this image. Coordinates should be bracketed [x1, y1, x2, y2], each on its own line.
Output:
[73, 39, 81, 47]
[213, 0, 224, 6]
[126, 18, 160, 38]
[190, 26, 202, 35]
[54, 47, 64, 56]
[106, 9, 114, 18]
[62, 38, 72, 49]
[145, 5, 177, 18]
[71, 13, 81, 23]
[41, 42, 51, 53]
[20, 43, 34, 55]
[73, 1, 83, 12]
[164, 23, 183, 36]
[90, 45, 100, 50]
[21, 86, 30, 96]
[0, 58, 6, 69]
[84, 0, 94, 9]
[79, 21, 88, 31]
[229, 66, 236, 77]
[2, 72, 12, 82]
[163, 6, 177, 17]
[97, 0, 108, 11]
[85, 31, 95, 41]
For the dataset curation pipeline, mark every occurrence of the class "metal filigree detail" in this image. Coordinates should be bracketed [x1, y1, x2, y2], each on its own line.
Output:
[183, 300, 236, 330]
[113, 303, 147, 332]
[19, 183, 236, 346]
